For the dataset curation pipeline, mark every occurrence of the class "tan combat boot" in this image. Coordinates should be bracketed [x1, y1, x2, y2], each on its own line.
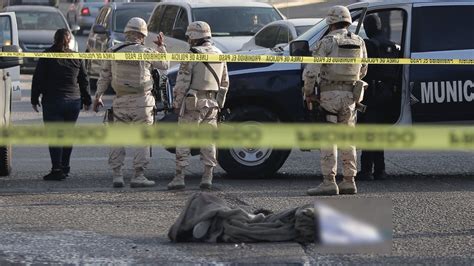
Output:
[307, 176, 339, 196]
[200, 166, 213, 189]
[112, 168, 124, 188]
[338, 176, 357, 194]
[168, 168, 185, 190]
[130, 170, 155, 188]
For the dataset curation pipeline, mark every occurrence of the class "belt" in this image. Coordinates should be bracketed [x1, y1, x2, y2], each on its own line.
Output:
[116, 91, 151, 97]
[320, 85, 354, 92]
[188, 90, 217, 99]
[320, 79, 356, 85]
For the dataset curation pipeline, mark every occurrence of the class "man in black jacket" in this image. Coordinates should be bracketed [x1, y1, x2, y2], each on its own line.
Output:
[357, 14, 400, 180]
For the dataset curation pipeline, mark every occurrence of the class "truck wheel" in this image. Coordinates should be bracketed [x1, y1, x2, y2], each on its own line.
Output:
[218, 106, 290, 177]
[0, 146, 12, 176]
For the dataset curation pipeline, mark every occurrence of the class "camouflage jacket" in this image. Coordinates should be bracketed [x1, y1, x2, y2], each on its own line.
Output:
[96, 42, 169, 99]
[303, 28, 368, 96]
[172, 42, 229, 110]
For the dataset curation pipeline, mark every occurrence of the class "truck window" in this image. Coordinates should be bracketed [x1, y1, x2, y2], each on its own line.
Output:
[0, 16, 12, 48]
[95, 7, 107, 25]
[411, 6, 474, 52]
[102, 7, 111, 29]
[255, 25, 279, 48]
[192, 7, 282, 37]
[172, 7, 188, 41]
[159, 5, 179, 37]
[148, 5, 165, 34]
[276, 26, 291, 45]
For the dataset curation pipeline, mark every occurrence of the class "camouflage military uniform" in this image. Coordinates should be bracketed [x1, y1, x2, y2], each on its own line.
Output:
[96, 38, 169, 179]
[173, 42, 229, 176]
[303, 6, 368, 196]
[304, 28, 368, 180]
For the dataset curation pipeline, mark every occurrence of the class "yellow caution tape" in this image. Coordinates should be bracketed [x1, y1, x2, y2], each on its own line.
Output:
[0, 123, 472, 150]
[1, 52, 473, 65]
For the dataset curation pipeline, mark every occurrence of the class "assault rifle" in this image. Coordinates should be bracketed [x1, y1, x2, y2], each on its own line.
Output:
[151, 68, 172, 112]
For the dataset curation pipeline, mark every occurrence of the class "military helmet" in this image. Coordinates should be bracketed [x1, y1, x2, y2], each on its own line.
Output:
[124, 17, 148, 37]
[326, 5, 352, 25]
[186, 21, 212, 40]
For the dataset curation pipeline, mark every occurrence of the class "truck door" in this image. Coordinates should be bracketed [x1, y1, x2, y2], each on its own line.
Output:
[409, 4, 474, 123]
[0, 12, 19, 176]
[351, 7, 408, 124]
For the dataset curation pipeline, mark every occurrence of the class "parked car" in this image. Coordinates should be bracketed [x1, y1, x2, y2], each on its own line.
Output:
[0, 0, 58, 8]
[3, 5, 79, 72]
[165, 0, 474, 177]
[0, 11, 22, 176]
[240, 18, 321, 51]
[66, 0, 105, 35]
[145, 0, 284, 61]
[85, 1, 158, 90]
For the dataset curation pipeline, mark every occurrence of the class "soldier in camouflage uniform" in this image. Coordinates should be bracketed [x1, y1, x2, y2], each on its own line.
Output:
[93, 17, 169, 188]
[167, 21, 229, 190]
[303, 6, 368, 196]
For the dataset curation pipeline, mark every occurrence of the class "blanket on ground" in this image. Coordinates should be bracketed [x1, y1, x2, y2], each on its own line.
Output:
[168, 193, 316, 243]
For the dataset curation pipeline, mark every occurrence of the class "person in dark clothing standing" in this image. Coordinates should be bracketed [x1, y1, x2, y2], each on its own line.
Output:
[357, 14, 400, 181]
[31, 29, 91, 181]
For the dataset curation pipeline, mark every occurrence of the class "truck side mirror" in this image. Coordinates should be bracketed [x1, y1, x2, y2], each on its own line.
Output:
[92, 24, 107, 35]
[71, 25, 81, 34]
[289, 40, 310, 56]
[0, 45, 23, 69]
[171, 28, 186, 41]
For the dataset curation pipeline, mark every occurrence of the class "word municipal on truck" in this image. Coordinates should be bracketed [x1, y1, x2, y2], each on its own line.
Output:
[421, 80, 474, 104]
[0, 52, 474, 65]
[0, 124, 472, 150]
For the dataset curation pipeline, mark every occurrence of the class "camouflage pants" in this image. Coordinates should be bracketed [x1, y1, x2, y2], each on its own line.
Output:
[109, 94, 155, 173]
[319, 88, 357, 178]
[176, 104, 219, 169]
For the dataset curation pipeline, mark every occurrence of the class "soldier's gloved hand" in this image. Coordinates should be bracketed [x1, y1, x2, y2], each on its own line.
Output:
[305, 95, 318, 108]
[153, 32, 165, 47]
[93, 98, 104, 113]
[32, 103, 41, 113]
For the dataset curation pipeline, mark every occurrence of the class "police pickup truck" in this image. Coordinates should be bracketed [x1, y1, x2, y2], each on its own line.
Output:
[0, 12, 22, 176]
[166, 0, 474, 177]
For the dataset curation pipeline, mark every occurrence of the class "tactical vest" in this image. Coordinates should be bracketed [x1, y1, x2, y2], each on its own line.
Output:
[321, 32, 364, 82]
[189, 46, 225, 92]
[110, 43, 154, 95]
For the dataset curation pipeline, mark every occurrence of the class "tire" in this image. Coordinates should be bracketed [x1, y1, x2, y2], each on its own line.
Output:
[218, 106, 291, 177]
[0, 146, 12, 176]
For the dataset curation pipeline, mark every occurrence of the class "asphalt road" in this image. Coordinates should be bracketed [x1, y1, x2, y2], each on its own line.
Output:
[2, 2, 473, 263]
[1, 71, 473, 264]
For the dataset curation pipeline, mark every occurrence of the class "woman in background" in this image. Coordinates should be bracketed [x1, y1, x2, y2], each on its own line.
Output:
[31, 28, 91, 181]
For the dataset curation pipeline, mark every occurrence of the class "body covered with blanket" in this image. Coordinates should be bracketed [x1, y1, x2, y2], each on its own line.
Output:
[168, 193, 316, 243]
